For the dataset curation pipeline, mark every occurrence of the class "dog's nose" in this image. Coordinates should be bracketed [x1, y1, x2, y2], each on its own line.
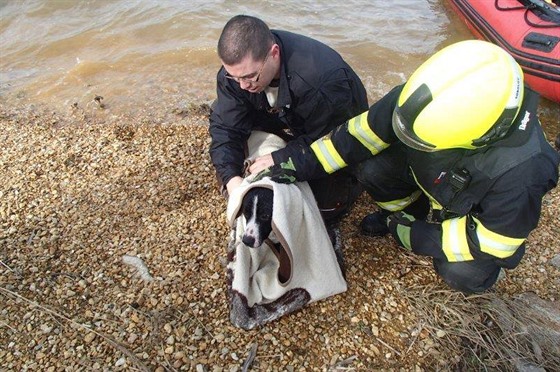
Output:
[242, 235, 257, 248]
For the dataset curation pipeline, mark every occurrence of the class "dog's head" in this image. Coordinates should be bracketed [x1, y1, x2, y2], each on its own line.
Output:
[241, 187, 273, 248]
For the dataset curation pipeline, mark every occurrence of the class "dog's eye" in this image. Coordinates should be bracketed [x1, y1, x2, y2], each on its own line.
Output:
[259, 214, 271, 222]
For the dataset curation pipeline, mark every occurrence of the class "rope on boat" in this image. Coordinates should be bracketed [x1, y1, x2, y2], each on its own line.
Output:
[495, 0, 560, 28]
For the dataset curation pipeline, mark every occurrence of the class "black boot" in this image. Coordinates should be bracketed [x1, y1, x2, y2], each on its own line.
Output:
[359, 210, 390, 237]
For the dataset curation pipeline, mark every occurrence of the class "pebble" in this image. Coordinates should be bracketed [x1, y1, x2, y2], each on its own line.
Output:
[550, 254, 560, 268]
[83, 332, 96, 343]
[127, 334, 138, 344]
[166, 335, 175, 345]
[214, 333, 225, 342]
[115, 357, 126, 367]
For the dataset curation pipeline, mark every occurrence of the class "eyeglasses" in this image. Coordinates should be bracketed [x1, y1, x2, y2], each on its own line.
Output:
[224, 51, 270, 84]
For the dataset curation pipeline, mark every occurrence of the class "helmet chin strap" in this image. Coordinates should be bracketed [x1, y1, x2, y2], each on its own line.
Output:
[471, 107, 519, 147]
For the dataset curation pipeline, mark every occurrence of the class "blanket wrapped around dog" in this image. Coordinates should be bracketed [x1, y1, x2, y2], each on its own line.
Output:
[226, 131, 347, 330]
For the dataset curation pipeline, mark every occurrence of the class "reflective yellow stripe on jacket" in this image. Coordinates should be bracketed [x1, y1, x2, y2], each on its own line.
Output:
[348, 112, 389, 155]
[310, 137, 347, 174]
[473, 217, 524, 258]
[442, 216, 474, 262]
[376, 190, 422, 212]
[310, 111, 389, 174]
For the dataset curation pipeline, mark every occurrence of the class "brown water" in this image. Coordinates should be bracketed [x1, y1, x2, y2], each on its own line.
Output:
[1, 0, 558, 135]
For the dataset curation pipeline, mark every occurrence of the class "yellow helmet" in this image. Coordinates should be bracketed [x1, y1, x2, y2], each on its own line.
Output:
[392, 40, 524, 152]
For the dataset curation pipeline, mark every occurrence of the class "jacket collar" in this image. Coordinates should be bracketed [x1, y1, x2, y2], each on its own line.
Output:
[271, 31, 293, 110]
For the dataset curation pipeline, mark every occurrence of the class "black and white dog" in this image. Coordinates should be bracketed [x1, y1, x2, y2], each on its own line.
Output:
[239, 184, 344, 281]
[240, 187, 274, 248]
[240, 186, 292, 283]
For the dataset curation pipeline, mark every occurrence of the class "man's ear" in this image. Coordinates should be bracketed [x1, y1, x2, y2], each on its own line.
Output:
[271, 43, 280, 56]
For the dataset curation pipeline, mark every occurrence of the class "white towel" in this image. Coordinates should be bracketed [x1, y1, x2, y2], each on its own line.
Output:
[225, 131, 347, 330]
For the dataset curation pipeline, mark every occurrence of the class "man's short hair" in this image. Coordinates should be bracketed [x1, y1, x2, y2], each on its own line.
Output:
[218, 15, 274, 65]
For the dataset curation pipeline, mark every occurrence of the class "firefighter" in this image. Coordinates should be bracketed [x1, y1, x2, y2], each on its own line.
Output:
[209, 15, 367, 223]
[249, 40, 560, 293]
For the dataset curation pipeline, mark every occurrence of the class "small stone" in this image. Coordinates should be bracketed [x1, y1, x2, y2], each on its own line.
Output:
[166, 335, 175, 345]
[40, 324, 53, 334]
[84, 332, 96, 343]
[174, 360, 183, 368]
[130, 313, 141, 323]
[550, 254, 560, 268]
[115, 357, 126, 367]
[214, 333, 225, 342]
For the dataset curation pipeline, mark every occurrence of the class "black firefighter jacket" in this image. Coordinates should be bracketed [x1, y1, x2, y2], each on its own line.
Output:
[274, 85, 560, 267]
[209, 30, 368, 187]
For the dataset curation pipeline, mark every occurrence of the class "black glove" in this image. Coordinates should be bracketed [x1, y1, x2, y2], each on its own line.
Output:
[386, 211, 415, 251]
[252, 157, 298, 184]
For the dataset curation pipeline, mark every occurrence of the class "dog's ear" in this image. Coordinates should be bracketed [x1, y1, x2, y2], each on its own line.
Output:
[228, 191, 246, 227]
[235, 207, 243, 219]
[235, 188, 252, 219]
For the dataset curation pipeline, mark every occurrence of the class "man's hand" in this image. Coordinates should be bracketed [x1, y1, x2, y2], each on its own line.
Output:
[386, 211, 415, 251]
[226, 176, 243, 197]
[252, 157, 298, 184]
[248, 154, 274, 175]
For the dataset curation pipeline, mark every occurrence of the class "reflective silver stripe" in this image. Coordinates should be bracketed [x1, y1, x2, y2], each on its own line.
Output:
[478, 235, 520, 254]
[376, 190, 422, 212]
[310, 138, 347, 174]
[442, 217, 473, 262]
[473, 217, 524, 258]
[448, 219, 466, 261]
[348, 114, 389, 155]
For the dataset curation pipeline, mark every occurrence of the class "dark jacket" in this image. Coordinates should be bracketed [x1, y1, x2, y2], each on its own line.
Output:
[276, 86, 560, 265]
[209, 30, 368, 187]
[406, 89, 558, 267]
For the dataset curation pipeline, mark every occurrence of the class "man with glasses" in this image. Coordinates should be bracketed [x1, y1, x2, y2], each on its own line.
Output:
[209, 15, 368, 223]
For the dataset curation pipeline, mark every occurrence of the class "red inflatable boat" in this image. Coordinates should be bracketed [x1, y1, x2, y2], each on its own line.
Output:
[447, 0, 560, 103]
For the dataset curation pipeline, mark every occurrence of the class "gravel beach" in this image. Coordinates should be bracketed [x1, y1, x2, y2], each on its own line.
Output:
[1, 101, 559, 371]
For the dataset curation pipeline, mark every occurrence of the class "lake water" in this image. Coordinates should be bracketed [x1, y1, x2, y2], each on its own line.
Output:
[0, 0, 558, 135]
